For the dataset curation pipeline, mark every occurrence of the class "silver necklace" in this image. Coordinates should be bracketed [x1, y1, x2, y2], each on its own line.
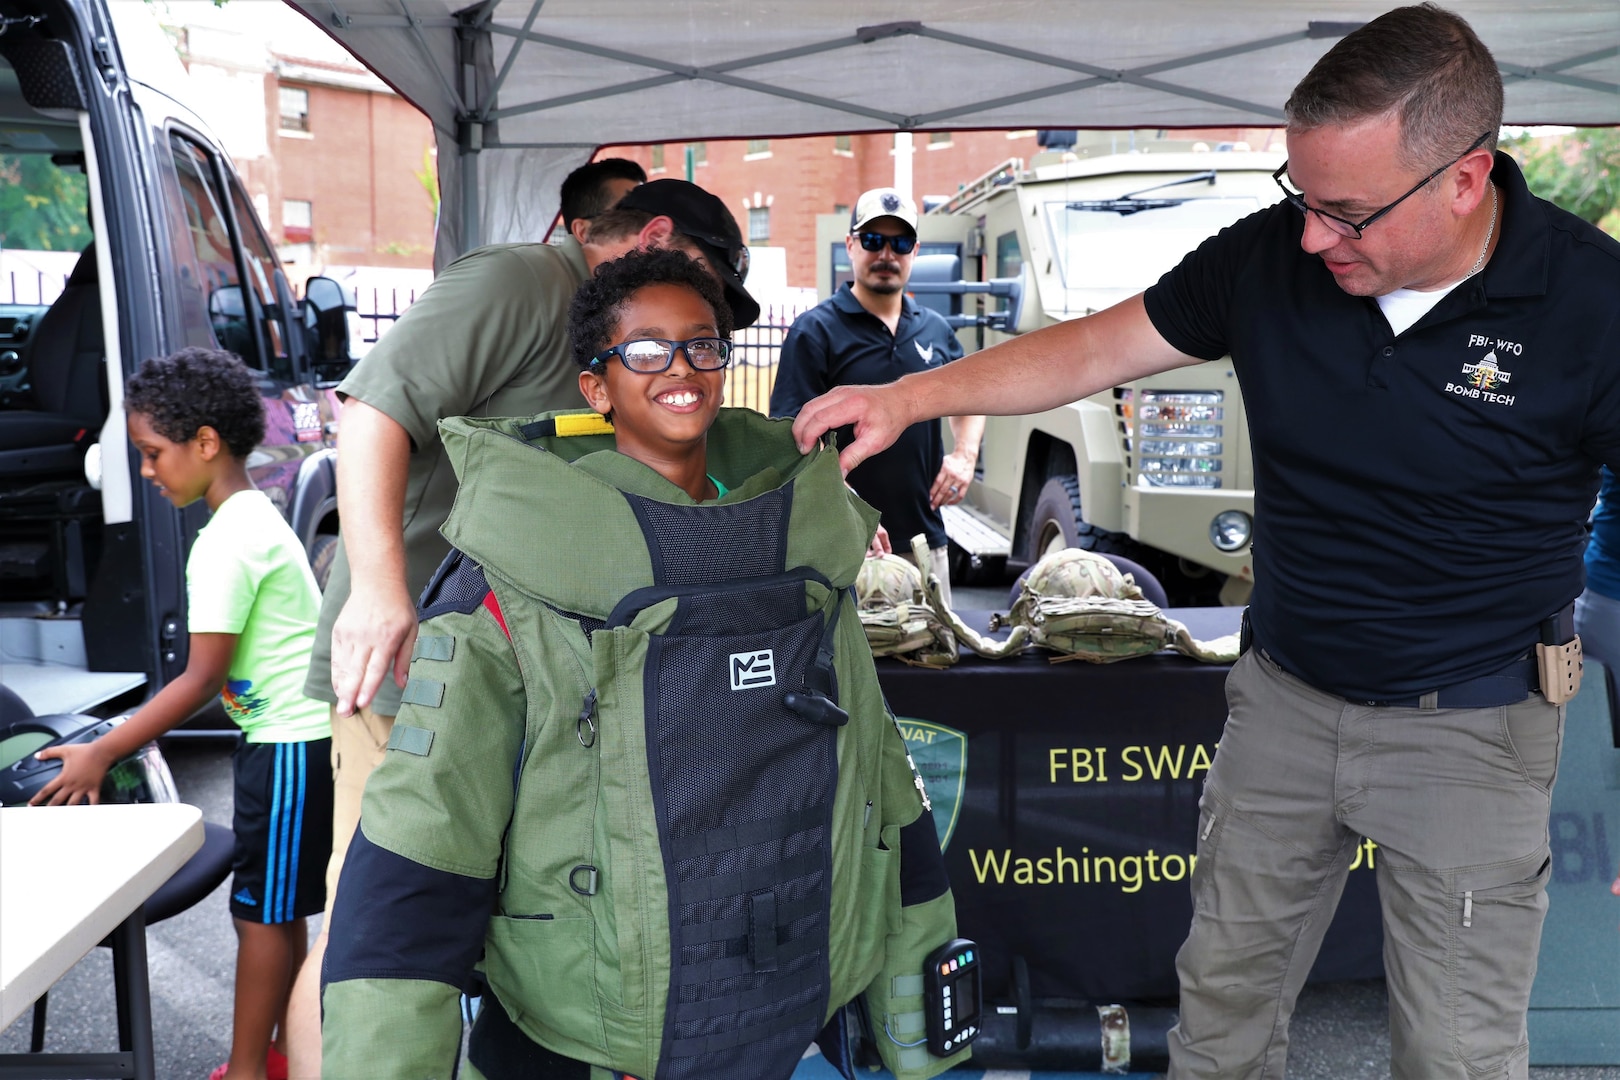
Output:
[1467, 182, 1497, 278]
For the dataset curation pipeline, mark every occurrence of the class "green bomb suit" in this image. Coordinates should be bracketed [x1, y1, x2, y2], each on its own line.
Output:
[321, 409, 967, 1080]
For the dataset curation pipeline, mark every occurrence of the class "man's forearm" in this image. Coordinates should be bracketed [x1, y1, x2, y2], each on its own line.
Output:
[946, 414, 985, 461]
[903, 294, 1200, 425]
[336, 400, 413, 595]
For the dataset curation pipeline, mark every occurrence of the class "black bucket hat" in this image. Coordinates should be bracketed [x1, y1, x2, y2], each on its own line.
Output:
[616, 179, 761, 328]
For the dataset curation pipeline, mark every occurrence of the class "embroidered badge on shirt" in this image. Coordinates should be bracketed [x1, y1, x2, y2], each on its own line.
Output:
[1445, 336, 1519, 407]
[915, 341, 935, 364]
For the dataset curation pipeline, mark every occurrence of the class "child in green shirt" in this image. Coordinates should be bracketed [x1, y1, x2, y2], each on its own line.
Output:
[34, 347, 332, 1080]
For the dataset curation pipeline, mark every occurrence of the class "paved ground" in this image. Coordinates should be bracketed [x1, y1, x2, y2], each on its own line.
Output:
[5, 591, 1616, 1079]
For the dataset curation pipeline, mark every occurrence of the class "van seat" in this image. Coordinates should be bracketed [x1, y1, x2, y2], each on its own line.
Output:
[0, 245, 105, 477]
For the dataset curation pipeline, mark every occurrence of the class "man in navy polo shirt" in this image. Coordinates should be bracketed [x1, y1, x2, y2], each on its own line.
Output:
[770, 187, 983, 604]
[791, 7, 1620, 1078]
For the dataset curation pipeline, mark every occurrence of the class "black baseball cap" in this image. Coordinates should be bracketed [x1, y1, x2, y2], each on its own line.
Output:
[616, 179, 761, 328]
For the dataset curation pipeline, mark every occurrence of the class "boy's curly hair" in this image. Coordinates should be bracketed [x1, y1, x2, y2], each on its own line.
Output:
[568, 247, 734, 371]
[124, 347, 266, 459]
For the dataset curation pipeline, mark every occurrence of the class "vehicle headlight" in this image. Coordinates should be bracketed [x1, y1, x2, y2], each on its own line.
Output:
[1136, 390, 1224, 489]
[1209, 509, 1251, 552]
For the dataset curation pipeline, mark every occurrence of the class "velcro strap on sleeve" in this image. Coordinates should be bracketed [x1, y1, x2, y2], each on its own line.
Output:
[412, 635, 455, 662]
[400, 678, 445, 708]
[387, 725, 435, 757]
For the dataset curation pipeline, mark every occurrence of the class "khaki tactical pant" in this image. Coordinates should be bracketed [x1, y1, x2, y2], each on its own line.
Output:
[1170, 648, 1562, 1080]
[323, 702, 396, 906]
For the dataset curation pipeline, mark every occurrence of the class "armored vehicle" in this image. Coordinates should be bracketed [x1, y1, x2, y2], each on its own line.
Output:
[816, 144, 1284, 605]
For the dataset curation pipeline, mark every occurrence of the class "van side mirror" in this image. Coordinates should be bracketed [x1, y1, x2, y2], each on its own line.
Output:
[302, 276, 356, 382]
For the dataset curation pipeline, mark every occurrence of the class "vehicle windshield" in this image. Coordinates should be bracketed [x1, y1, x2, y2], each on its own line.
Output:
[1045, 196, 1262, 293]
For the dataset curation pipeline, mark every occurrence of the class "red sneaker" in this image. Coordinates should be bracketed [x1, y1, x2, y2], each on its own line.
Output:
[206, 1047, 288, 1080]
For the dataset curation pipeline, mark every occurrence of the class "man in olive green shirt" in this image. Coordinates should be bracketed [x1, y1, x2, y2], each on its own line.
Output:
[287, 177, 756, 1079]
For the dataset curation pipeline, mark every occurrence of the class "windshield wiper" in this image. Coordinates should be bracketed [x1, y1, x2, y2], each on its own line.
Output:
[1067, 170, 1218, 215]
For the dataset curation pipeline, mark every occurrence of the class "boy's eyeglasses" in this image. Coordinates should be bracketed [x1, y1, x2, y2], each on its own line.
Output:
[592, 336, 733, 373]
[1272, 130, 1492, 240]
[854, 232, 918, 255]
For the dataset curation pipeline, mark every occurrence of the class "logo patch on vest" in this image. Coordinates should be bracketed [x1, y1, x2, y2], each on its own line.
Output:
[729, 649, 776, 689]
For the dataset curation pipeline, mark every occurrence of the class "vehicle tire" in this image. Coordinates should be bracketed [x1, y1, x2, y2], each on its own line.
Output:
[308, 534, 339, 592]
[1024, 475, 1134, 564]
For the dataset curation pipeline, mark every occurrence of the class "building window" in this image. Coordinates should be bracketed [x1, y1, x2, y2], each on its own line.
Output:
[745, 138, 770, 158]
[278, 87, 310, 132]
[650, 144, 665, 171]
[833, 134, 851, 154]
[690, 141, 707, 166]
[748, 206, 770, 243]
[833, 203, 850, 217]
[928, 131, 953, 148]
[283, 199, 312, 240]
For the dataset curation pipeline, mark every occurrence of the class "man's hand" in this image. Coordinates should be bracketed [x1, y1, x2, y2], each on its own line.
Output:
[792, 383, 912, 475]
[330, 582, 417, 717]
[930, 450, 976, 510]
[29, 742, 112, 805]
[868, 523, 892, 558]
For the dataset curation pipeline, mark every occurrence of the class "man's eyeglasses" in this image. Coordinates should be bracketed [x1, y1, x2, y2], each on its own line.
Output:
[854, 231, 918, 255]
[1273, 131, 1492, 240]
[592, 337, 733, 374]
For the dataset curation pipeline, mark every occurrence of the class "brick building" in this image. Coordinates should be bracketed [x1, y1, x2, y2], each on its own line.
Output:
[164, 2, 439, 275]
[601, 127, 1282, 291]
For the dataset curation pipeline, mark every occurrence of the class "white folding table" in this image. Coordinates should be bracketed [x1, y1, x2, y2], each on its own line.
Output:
[0, 803, 203, 1079]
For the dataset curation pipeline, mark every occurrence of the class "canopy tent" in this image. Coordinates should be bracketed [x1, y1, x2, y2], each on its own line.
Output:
[282, 0, 1620, 267]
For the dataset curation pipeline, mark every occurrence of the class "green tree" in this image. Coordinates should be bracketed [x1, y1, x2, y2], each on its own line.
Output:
[0, 154, 91, 251]
[1505, 127, 1620, 239]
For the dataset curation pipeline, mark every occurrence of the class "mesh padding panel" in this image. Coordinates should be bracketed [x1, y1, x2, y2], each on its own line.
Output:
[644, 602, 838, 1080]
[627, 491, 788, 585]
[417, 550, 491, 619]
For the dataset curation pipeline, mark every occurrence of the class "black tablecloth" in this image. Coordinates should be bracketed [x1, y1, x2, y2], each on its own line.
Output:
[874, 608, 1384, 1003]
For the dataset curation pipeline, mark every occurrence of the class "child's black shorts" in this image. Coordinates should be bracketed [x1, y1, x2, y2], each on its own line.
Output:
[230, 737, 334, 923]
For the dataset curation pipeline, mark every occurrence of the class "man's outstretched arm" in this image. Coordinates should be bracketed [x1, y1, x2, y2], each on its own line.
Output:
[330, 399, 415, 716]
[793, 294, 1201, 474]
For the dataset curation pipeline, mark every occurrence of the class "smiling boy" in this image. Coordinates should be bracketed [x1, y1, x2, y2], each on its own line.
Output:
[320, 249, 967, 1080]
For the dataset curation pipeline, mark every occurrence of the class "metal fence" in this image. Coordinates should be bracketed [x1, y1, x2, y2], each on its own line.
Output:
[360, 291, 811, 417]
[5, 272, 812, 417]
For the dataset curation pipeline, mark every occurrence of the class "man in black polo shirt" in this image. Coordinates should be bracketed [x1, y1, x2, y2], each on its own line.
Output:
[770, 187, 983, 604]
[791, 7, 1620, 1078]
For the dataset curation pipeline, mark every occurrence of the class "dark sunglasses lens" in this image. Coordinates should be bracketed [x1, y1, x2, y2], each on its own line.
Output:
[858, 232, 916, 254]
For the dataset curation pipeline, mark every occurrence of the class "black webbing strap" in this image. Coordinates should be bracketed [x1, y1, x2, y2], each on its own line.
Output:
[675, 848, 825, 906]
[667, 1000, 826, 1058]
[671, 965, 825, 1024]
[675, 929, 822, 984]
[667, 806, 826, 862]
[750, 891, 778, 972]
[678, 894, 821, 947]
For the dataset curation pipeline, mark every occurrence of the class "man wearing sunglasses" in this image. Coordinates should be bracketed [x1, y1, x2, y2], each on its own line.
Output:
[793, 7, 1620, 1078]
[771, 187, 983, 604]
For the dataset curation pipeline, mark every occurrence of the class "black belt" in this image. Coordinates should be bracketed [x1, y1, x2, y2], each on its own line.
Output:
[1346, 653, 1538, 710]
[1250, 602, 1572, 710]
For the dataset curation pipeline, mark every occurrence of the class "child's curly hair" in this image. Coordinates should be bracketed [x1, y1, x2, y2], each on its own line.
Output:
[124, 347, 266, 458]
[568, 247, 734, 371]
